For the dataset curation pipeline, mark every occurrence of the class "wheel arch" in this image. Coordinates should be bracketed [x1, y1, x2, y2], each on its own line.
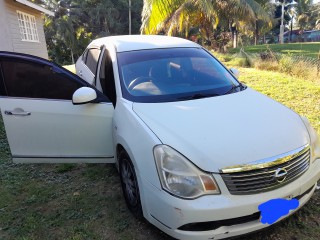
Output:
[115, 143, 125, 170]
[115, 142, 135, 170]
[118, 144, 144, 219]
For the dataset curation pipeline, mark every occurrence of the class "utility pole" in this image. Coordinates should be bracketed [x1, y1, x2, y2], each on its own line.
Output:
[290, 17, 293, 42]
[280, 1, 285, 44]
[279, 1, 297, 44]
[129, 0, 131, 35]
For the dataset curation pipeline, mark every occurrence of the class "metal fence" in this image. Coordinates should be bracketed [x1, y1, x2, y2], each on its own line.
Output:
[232, 48, 320, 80]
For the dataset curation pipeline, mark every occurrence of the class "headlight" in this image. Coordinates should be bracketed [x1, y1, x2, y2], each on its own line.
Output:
[301, 116, 320, 162]
[153, 145, 220, 199]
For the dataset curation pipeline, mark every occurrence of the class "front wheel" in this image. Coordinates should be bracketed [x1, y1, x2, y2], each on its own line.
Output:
[119, 150, 143, 219]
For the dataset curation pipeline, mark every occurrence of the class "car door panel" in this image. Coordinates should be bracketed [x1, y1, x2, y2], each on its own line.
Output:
[76, 47, 102, 85]
[0, 52, 115, 163]
[76, 56, 95, 84]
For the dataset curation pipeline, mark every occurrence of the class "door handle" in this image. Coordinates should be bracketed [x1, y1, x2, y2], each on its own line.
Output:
[5, 110, 31, 116]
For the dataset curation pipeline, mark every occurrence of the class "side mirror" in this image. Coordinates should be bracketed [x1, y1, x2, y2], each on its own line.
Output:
[230, 68, 240, 78]
[72, 87, 97, 105]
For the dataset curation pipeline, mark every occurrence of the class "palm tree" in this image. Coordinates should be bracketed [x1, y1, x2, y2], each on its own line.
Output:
[141, 0, 272, 48]
[221, 0, 272, 47]
[305, 1, 320, 30]
[44, 0, 80, 63]
[295, 0, 313, 30]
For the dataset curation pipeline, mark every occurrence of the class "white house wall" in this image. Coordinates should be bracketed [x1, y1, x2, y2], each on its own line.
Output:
[1, 0, 49, 59]
[0, 0, 14, 52]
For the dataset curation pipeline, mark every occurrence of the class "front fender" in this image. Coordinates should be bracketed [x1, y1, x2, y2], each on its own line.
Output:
[113, 99, 162, 189]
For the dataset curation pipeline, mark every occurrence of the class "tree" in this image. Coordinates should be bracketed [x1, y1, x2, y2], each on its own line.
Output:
[252, 0, 274, 45]
[312, 2, 320, 29]
[295, 0, 313, 30]
[43, 0, 143, 65]
[225, 0, 273, 47]
[43, 0, 82, 64]
[267, 1, 292, 43]
[141, 0, 272, 49]
[295, 1, 320, 30]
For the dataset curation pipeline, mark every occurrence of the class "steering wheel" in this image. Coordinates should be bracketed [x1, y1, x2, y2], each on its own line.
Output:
[128, 76, 156, 90]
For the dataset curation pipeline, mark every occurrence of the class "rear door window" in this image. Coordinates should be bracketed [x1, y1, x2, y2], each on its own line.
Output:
[85, 48, 101, 75]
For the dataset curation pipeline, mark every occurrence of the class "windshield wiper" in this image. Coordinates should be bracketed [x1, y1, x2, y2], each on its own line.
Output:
[223, 83, 246, 95]
[177, 93, 220, 101]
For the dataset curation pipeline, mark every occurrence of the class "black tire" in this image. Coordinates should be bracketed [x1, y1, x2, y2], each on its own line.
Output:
[119, 150, 143, 219]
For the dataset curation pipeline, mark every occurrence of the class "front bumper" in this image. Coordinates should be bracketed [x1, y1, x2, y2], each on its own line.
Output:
[141, 158, 320, 240]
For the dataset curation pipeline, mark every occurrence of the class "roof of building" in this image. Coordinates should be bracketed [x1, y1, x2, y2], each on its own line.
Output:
[15, 0, 54, 16]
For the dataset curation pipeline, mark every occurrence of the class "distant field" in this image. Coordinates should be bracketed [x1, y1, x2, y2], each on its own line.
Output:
[229, 42, 320, 58]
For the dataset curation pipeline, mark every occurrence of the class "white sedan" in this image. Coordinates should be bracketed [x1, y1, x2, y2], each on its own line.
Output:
[0, 35, 319, 240]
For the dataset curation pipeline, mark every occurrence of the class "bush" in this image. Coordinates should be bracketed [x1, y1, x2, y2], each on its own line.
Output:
[277, 54, 319, 81]
[219, 48, 320, 81]
[279, 54, 295, 75]
[254, 59, 280, 72]
[223, 55, 233, 62]
[212, 52, 233, 62]
[239, 57, 253, 67]
[225, 57, 252, 67]
[290, 61, 318, 80]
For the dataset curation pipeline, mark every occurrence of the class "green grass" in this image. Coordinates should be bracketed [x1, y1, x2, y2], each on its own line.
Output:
[229, 42, 320, 58]
[63, 64, 76, 73]
[0, 68, 320, 239]
[238, 67, 320, 134]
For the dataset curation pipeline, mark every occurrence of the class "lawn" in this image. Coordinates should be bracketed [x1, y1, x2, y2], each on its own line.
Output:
[0, 67, 320, 240]
[229, 42, 320, 58]
[63, 64, 76, 73]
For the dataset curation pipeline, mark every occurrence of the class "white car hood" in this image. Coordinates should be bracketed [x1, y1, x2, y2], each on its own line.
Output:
[133, 88, 309, 172]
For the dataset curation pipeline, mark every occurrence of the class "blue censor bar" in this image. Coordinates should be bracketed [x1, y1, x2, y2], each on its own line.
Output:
[258, 198, 299, 224]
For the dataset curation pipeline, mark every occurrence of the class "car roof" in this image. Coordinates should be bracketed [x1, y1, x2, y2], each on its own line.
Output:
[90, 35, 199, 52]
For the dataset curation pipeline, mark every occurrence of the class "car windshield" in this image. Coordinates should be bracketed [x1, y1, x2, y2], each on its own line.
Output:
[117, 47, 241, 103]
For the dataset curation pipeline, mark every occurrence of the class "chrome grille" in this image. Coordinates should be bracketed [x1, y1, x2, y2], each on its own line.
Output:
[220, 145, 310, 195]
